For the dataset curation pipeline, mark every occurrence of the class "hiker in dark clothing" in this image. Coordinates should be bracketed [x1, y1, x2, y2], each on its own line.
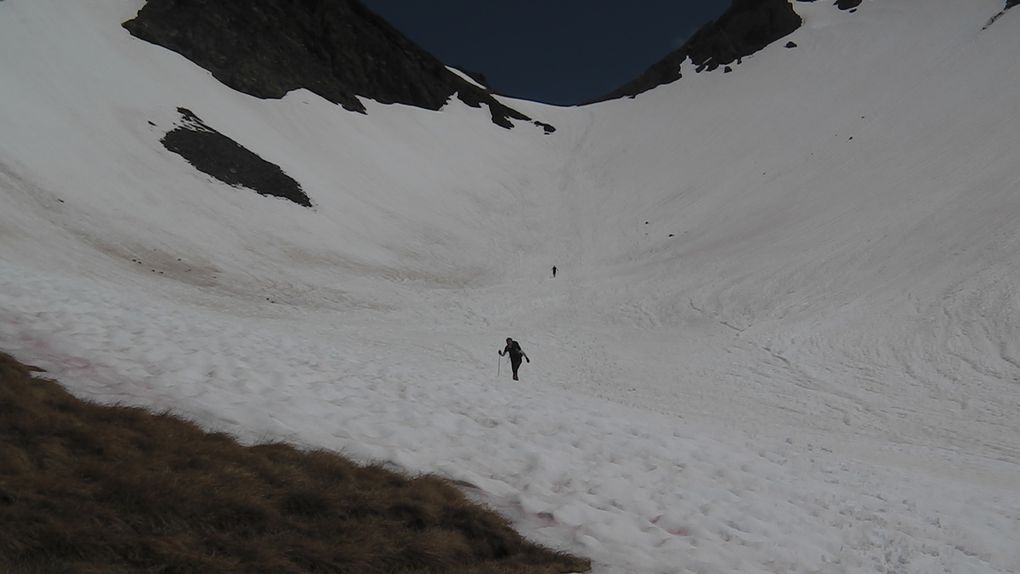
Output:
[552, 265, 557, 278]
[499, 337, 530, 381]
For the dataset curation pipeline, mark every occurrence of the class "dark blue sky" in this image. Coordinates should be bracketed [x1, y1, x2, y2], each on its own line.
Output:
[361, 0, 731, 105]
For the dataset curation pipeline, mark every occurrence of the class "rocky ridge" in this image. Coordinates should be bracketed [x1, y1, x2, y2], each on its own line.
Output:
[595, 0, 802, 102]
[123, 0, 552, 132]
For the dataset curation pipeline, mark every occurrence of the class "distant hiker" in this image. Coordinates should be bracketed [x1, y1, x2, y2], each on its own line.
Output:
[552, 265, 557, 278]
[499, 337, 530, 381]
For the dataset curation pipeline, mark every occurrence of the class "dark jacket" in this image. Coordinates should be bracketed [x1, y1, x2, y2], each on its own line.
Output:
[500, 340, 529, 363]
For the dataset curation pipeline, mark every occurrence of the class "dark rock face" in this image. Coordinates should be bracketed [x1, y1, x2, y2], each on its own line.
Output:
[834, 0, 862, 10]
[162, 108, 311, 207]
[533, 120, 557, 135]
[124, 0, 546, 131]
[983, 1, 1018, 29]
[595, 0, 801, 102]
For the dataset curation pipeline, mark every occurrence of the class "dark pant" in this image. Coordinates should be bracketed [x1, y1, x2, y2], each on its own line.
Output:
[510, 357, 522, 380]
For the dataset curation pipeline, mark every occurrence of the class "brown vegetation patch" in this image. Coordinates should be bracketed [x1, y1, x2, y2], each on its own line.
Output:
[0, 352, 589, 574]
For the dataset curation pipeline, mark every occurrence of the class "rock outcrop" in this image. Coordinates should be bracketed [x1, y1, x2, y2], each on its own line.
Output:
[124, 0, 550, 131]
[162, 108, 311, 208]
[594, 0, 801, 102]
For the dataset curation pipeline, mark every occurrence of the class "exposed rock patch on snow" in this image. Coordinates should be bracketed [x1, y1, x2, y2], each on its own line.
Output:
[162, 108, 311, 207]
[2, 0, 1019, 572]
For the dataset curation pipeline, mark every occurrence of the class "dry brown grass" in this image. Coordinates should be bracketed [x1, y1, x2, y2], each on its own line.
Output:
[0, 353, 589, 574]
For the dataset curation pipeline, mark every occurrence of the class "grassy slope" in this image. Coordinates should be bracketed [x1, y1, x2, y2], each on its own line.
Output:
[0, 353, 589, 574]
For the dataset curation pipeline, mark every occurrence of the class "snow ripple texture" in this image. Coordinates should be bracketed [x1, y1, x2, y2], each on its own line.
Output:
[1, 0, 1019, 572]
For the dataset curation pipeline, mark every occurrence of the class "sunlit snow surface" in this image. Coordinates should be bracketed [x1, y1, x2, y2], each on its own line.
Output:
[2, 1, 1020, 572]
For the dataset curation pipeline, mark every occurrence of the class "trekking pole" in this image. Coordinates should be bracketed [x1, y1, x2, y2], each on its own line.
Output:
[497, 354, 501, 377]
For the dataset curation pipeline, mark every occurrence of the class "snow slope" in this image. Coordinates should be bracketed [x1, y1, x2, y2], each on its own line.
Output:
[2, 0, 1019, 572]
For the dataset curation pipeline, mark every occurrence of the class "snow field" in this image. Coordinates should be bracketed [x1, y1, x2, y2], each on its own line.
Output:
[2, 0, 1020, 572]
[3, 265, 1018, 573]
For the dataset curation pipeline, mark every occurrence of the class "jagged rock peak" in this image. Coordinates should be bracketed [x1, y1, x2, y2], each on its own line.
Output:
[594, 0, 801, 103]
[123, 0, 549, 131]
